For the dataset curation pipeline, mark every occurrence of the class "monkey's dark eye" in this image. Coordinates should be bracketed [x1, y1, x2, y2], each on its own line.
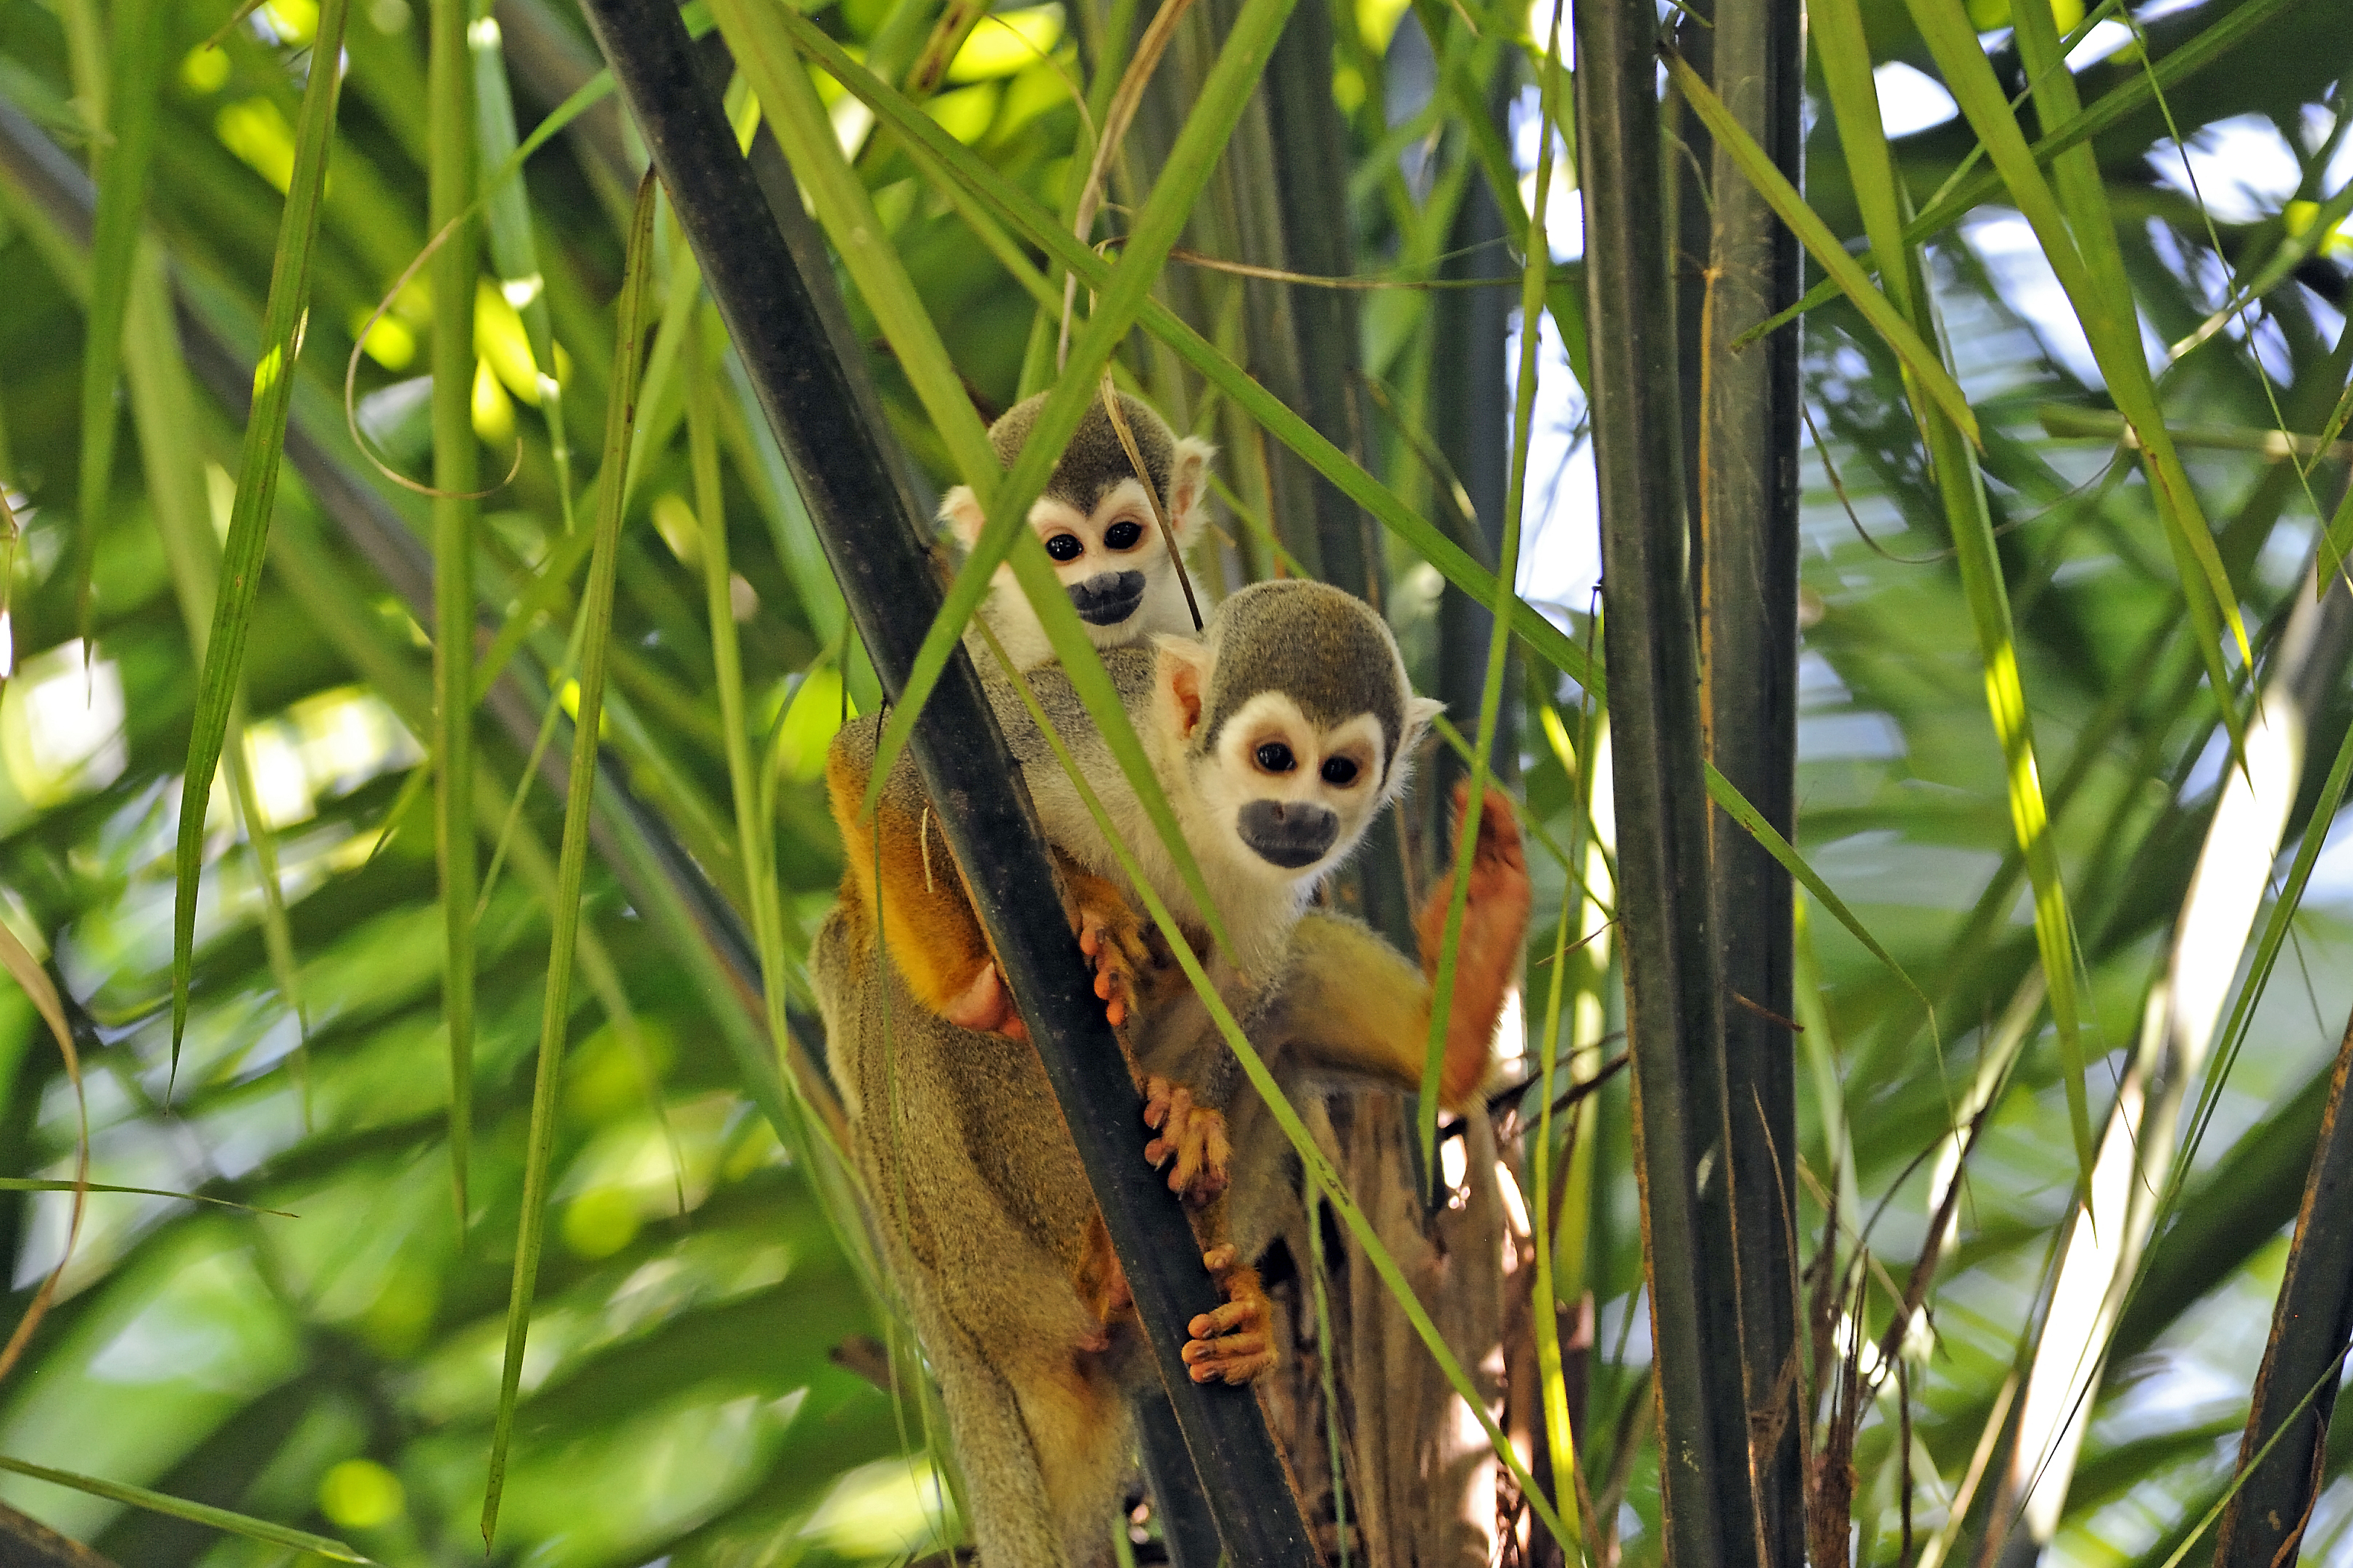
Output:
[1044, 533, 1084, 563]
[1254, 742, 1296, 773]
[1320, 758, 1360, 787]
[1104, 519, 1145, 550]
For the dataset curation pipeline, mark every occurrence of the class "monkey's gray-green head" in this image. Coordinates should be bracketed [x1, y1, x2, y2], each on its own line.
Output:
[1155, 580, 1442, 883]
[938, 391, 1215, 670]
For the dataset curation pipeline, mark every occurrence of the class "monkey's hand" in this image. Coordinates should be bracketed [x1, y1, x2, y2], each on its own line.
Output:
[1180, 1245, 1275, 1385]
[1142, 1076, 1231, 1206]
[1415, 784, 1534, 1108]
[1065, 865, 1152, 1029]
[1073, 1211, 1135, 1353]
[943, 961, 1028, 1041]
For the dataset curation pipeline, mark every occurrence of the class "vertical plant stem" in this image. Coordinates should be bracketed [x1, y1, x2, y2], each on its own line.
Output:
[1699, 0, 1803, 1554]
[1573, 0, 1761, 1559]
[480, 168, 658, 1551]
[431, 0, 481, 1221]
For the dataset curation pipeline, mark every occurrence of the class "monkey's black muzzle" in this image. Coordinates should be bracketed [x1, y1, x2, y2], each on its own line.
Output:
[1068, 571, 1148, 626]
[1238, 800, 1340, 869]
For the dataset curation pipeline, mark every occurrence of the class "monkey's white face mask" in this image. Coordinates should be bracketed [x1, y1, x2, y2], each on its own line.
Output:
[940, 440, 1212, 672]
[1151, 638, 1439, 905]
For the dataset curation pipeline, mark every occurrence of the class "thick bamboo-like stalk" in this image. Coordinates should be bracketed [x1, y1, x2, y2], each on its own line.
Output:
[1695, 0, 1804, 1557]
[1572, 0, 1763, 1560]
[567, 1, 1317, 1559]
[2210, 1004, 2353, 1567]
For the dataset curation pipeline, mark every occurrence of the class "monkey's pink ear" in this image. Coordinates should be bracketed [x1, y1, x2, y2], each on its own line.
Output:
[1153, 634, 1212, 740]
[1399, 695, 1446, 764]
[1167, 436, 1216, 548]
[938, 485, 985, 547]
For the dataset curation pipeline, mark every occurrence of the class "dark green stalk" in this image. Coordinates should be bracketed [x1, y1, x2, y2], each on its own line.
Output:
[2209, 1008, 2353, 1565]
[567, 2, 1318, 1559]
[1572, 0, 1761, 1560]
[1697, 0, 1803, 1556]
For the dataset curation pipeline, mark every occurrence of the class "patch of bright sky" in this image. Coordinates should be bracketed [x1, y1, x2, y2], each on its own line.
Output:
[1874, 61, 1958, 137]
[2150, 111, 2317, 225]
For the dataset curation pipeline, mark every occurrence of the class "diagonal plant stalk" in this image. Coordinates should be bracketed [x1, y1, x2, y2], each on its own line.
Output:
[122, 244, 310, 1112]
[572, 1, 1318, 1554]
[1575, 0, 1760, 1558]
[481, 167, 658, 1551]
[2209, 997, 2353, 1566]
[168, 0, 350, 1083]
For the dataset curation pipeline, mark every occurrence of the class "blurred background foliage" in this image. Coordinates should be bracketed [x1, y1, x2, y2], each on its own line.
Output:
[0, 0, 2344, 1560]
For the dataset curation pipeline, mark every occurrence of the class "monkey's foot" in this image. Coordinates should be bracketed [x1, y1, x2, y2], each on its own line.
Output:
[1143, 1077, 1231, 1206]
[944, 962, 1028, 1041]
[1074, 1211, 1134, 1353]
[1415, 784, 1533, 1107]
[1180, 1245, 1275, 1384]
[1075, 891, 1152, 1029]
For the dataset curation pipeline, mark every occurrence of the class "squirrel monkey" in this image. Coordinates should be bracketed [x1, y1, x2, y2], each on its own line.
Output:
[830, 390, 1212, 1037]
[939, 389, 1215, 673]
[814, 583, 1529, 1564]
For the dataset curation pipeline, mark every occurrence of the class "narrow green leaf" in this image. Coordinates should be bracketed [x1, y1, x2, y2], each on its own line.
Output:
[73, 0, 169, 642]
[0, 1455, 372, 1564]
[1421, 0, 1565, 1195]
[1905, 0, 2251, 700]
[168, 0, 351, 1077]
[122, 245, 310, 1109]
[1665, 51, 1980, 447]
[0, 1179, 293, 1215]
[767, 6, 1600, 700]
[1809, 0, 1912, 320]
[430, 0, 481, 1222]
[480, 169, 659, 1551]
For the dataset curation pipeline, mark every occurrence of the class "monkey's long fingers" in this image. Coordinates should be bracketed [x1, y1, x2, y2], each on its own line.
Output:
[1143, 1083, 1194, 1167]
[1183, 1253, 1276, 1382]
[1143, 1075, 1179, 1133]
